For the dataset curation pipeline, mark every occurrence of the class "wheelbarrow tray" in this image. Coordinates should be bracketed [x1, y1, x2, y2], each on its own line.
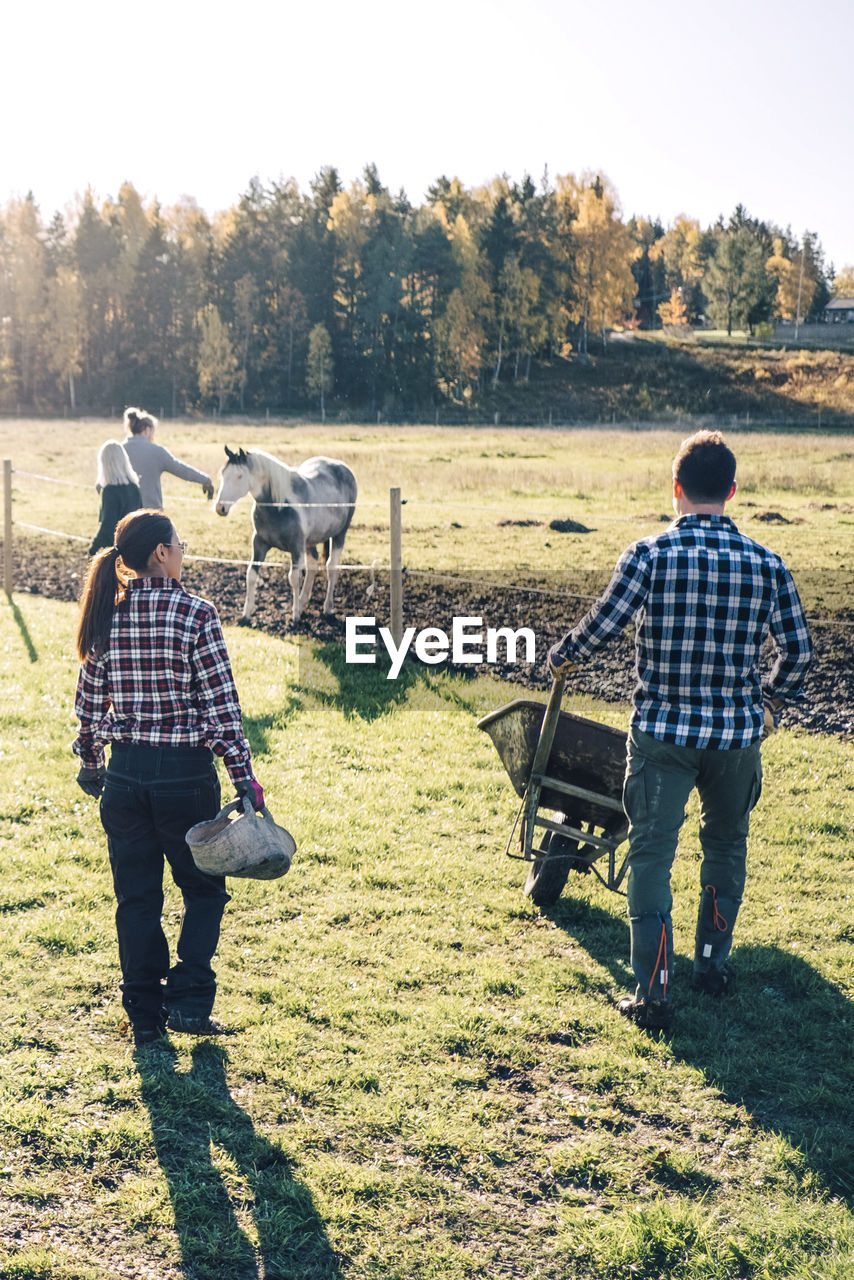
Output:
[478, 693, 630, 903]
[477, 698, 627, 828]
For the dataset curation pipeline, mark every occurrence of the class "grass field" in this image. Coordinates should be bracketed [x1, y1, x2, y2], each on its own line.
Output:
[1, 422, 854, 1278]
[3, 416, 854, 594]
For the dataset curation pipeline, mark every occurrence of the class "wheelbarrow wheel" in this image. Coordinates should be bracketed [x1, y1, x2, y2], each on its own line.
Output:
[523, 827, 576, 907]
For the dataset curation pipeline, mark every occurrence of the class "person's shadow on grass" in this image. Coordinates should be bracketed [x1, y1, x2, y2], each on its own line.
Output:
[302, 639, 429, 720]
[134, 1040, 341, 1280]
[548, 892, 854, 1204]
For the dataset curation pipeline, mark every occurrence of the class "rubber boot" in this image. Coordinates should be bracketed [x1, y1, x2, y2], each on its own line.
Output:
[692, 885, 740, 994]
[629, 911, 674, 1003]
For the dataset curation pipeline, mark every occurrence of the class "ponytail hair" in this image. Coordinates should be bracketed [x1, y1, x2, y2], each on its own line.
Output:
[76, 509, 173, 660]
[123, 406, 158, 436]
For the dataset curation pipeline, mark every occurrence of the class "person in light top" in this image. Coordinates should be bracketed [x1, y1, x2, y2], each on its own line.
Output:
[122, 407, 214, 509]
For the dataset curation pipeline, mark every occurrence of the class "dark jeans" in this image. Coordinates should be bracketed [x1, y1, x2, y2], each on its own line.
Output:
[622, 727, 763, 997]
[100, 743, 229, 1032]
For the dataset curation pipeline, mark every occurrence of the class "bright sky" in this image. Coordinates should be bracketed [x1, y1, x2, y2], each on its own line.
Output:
[5, 0, 854, 269]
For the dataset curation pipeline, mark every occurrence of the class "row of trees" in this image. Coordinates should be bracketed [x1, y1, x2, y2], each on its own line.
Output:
[0, 168, 849, 417]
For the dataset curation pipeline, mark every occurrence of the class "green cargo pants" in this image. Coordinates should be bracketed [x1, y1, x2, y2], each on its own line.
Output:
[622, 726, 763, 1000]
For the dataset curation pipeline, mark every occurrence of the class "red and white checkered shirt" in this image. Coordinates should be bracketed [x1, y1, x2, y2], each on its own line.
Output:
[73, 577, 254, 786]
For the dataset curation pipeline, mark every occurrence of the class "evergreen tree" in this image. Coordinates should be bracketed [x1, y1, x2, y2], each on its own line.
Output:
[291, 168, 340, 333]
[163, 197, 216, 413]
[630, 217, 666, 329]
[73, 191, 121, 408]
[705, 223, 776, 334]
[0, 169, 843, 415]
[4, 195, 49, 406]
[306, 322, 334, 420]
[233, 273, 258, 410]
[197, 305, 239, 413]
[401, 209, 458, 406]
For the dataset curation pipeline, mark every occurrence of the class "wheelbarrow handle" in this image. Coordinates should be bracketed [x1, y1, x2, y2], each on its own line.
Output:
[529, 674, 566, 780]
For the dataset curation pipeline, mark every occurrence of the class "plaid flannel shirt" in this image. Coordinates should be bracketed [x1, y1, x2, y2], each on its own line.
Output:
[557, 514, 813, 749]
[73, 577, 254, 785]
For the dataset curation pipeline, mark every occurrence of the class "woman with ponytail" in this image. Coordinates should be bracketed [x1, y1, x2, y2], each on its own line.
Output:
[73, 509, 264, 1047]
[122, 407, 214, 508]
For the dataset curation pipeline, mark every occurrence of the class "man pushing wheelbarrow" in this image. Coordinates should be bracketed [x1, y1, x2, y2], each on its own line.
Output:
[546, 431, 813, 1032]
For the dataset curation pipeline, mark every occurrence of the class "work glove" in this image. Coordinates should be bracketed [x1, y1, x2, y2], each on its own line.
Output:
[202, 480, 215, 500]
[763, 693, 784, 737]
[237, 779, 265, 811]
[546, 642, 575, 681]
[77, 765, 106, 797]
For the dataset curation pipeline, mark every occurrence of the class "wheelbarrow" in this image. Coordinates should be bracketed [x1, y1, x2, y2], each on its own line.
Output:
[477, 675, 630, 906]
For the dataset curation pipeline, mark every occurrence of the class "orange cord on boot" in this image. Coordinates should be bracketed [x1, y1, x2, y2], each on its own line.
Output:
[647, 921, 669, 1000]
[704, 884, 728, 933]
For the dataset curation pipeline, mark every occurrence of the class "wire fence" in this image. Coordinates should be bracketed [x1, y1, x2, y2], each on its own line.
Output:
[3, 459, 850, 630]
[6, 466, 388, 576]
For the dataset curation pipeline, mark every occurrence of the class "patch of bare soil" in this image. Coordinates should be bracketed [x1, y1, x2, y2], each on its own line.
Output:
[10, 540, 854, 739]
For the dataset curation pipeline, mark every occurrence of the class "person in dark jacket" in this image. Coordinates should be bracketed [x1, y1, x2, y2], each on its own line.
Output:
[89, 441, 142, 555]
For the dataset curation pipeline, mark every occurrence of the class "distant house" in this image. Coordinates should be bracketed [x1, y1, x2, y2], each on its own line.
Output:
[825, 297, 854, 323]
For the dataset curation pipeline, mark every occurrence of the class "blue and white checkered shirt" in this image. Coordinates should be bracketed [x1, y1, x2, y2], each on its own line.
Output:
[558, 514, 813, 749]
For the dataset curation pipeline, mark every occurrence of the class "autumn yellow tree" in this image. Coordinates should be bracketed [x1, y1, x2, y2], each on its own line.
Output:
[657, 288, 689, 329]
[493, 254, 545, 384]
[766, 237, 816, 329]
[831, 266, 854, 296]
[47, 267, 84, 410]
[3, 196, 48, 405]
[328, 181, 371, 337]
[649, 216, 704, 290]
[434, 213, 491, 398]
[647, 215, 705, 323]
[197, 305, 239, 413]
[107, 183, 152, 327]
[166, 196, 214, 307]
[555, 174, 638, 354]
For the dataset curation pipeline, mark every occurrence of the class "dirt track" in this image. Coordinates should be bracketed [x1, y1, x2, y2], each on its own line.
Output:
[10, 541, 854, 739]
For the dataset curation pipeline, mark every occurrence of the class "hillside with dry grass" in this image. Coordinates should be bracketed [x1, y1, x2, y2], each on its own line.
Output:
[482, 338, 854, 427]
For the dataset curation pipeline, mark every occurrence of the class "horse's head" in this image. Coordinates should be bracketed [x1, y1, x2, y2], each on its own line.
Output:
[215, 446, 252, 516]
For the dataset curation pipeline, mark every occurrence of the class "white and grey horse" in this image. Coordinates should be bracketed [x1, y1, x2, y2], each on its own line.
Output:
[214, 446, 357, 624]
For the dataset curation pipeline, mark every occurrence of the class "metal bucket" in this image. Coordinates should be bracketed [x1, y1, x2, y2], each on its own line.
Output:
[187, 796, 295, 880]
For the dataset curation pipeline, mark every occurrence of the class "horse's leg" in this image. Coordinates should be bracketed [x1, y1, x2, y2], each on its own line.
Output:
[323, 532, 346, 614]
[288, 549, 306, 621]
[298, 545, 320, 614]
[240, 536, 269, 626]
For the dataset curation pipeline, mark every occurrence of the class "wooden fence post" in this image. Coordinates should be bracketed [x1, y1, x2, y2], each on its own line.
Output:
[3, 459, 12, 596]
[389, 486, 403, 648]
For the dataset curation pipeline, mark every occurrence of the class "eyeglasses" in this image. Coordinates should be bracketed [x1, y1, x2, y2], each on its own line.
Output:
[170, 540, 188, 555]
